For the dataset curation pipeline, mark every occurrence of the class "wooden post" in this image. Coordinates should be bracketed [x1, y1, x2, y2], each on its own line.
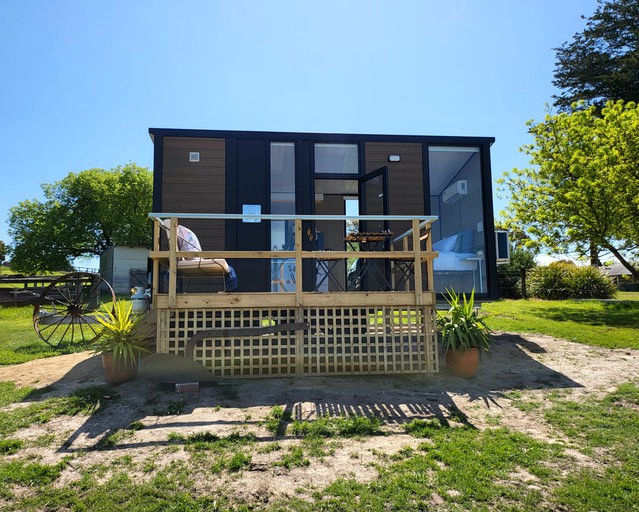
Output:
[294, 218, 304, 376]
[403, 236, 410, 291]
[152, 219, 160, 301]
[413, 219, 423, 305]
[294, 219, 303, 305]
[424, 224, 434, 292]
[168, 217, 178, 309]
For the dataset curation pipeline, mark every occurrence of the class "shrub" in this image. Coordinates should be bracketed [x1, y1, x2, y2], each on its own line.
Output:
[568, 265, 616, 299]
[528, 262, 616, 300]
[528, 261, 574, 300]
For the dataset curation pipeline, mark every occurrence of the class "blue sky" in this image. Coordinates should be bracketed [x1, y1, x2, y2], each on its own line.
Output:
[0, 0, 600, 261]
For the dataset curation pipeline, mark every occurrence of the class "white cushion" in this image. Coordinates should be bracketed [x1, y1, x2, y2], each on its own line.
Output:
[178, 258, 229, 276]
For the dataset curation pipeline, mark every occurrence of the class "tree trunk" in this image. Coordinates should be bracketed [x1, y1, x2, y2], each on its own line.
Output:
[589, 242, 600, 267]
[605, 244, 639, 282]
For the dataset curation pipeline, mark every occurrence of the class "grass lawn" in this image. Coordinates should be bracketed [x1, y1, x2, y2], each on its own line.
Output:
[0, 306, 85, 365]
[483, 296, 639, 350]
[0, 383, 637, 511]
[0, 292, 638, 510]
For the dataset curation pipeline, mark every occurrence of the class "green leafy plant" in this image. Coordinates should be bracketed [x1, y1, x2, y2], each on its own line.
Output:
[92, 301, 150, 365]
[528, 262, 617, 300]
[437, 288, 492, 353]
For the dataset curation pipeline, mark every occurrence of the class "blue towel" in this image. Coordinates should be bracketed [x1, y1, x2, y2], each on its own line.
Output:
[225, 264, 239, 291]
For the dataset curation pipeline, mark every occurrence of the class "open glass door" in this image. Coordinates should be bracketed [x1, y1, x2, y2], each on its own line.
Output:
[358, 167, 389, 233]
[352, 167, 390, 290]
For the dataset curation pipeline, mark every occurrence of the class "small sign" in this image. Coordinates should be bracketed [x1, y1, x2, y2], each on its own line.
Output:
[242, 204, 261, 223]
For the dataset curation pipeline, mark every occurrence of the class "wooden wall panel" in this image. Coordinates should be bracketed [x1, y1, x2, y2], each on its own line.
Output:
[161, 137, 226, 250]
[365, 142, 424, 237]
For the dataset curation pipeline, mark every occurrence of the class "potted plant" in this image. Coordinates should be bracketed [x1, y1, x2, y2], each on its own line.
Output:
[437, 288, 492, 378]
[93, 300, 150, 383]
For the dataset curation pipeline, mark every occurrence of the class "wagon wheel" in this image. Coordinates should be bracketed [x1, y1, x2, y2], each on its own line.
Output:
[33, 272, 116, 348]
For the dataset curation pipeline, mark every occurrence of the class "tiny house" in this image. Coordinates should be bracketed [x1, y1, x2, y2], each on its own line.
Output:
[149, 128, 498, 298]
[147, 128, 497, 379]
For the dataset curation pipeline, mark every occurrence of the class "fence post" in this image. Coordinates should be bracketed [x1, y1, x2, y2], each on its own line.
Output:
[521, 268, 527, 299]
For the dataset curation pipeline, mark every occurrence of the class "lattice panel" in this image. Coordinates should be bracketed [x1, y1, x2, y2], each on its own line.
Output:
[157, 308, 298, 377]
[301, 306, 437, 375]
[156, 305, 437, 378]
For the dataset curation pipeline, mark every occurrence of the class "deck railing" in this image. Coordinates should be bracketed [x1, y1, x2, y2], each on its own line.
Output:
[147, 213, 440, 377]
[148, 213, 439, 309]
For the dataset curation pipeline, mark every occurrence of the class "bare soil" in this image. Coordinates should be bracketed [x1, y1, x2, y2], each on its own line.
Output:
[1, 331, 638, 503]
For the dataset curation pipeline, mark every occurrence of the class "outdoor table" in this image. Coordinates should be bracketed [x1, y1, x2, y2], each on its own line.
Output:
[344, 231, 393, 291]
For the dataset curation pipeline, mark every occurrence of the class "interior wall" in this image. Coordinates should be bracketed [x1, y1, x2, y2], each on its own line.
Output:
[315, 194, 346, 291]
[364, 142, 423, 238]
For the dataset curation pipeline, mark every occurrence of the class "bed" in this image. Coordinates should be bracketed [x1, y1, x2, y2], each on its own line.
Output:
[432, 230, 478, 272]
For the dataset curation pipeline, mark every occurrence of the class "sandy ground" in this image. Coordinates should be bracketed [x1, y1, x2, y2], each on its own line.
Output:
[1, 331, 638, 503]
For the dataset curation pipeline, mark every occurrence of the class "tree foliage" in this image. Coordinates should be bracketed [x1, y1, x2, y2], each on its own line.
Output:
[8, 164, 153, 273]
[0, 240, 7, 265]
[553, 0, 639, 110]
[499, 100, 639, 280]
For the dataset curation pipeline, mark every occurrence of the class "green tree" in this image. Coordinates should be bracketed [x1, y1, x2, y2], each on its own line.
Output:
[499, 100, 639, 281]
[553, 0, 639, 110]
[8, 164, 153, 273]
[0, 239, 7, 265]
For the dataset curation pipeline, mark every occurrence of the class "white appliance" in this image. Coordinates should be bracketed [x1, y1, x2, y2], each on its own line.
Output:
[442, 180, 468, 204]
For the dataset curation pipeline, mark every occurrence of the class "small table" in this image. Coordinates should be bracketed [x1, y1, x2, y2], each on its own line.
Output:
[344, 231, 393, 291]
[315, 253, 344, 292]
[462, 256, 485, 292]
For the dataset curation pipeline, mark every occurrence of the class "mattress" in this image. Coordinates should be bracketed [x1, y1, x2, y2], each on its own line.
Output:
[433, 252, 478, 272]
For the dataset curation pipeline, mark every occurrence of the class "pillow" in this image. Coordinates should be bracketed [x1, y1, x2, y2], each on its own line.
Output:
[455, 230, 475, 253]
[433, 234, 457, 252]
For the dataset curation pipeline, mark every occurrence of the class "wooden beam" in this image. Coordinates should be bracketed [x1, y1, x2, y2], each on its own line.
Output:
[413, 219, 424, 305]
[168, 217, 178, 308]
[152, 220, 160, 301]
[153, 291, 434, 309]
[148, 250, 437, 261]
[425, 224, 435, 292]
[295, 218, 303, 306]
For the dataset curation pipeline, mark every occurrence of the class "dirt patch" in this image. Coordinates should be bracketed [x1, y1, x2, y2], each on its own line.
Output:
[1, 331, 638, 503]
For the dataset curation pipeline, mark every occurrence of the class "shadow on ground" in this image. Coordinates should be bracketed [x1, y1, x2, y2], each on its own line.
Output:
[38, 332, 583, 453]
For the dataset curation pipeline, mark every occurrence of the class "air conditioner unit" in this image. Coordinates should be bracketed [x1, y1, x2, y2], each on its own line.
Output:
[495, 230, 510, 264]
[442, 180, 468, 204]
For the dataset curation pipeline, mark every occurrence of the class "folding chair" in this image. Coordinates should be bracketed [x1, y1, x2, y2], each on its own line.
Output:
[159, 219, 233, 292]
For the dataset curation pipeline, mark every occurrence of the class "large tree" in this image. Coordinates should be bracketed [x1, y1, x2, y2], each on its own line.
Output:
[499, 100, 639, 280]
[8, 164, 153, 273]
[0, 240, 7, 265]
[553, 0, 639, 110]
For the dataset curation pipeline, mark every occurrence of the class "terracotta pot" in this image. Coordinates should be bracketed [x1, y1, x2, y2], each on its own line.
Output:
[101, 352, 139, 384]
[445, 347, 480, 378]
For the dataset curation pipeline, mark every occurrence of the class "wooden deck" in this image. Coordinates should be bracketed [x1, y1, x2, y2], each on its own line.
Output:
[148, 213, 439, 378]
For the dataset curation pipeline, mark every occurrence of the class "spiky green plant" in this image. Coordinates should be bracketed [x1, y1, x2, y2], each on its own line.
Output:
[92, 301, 149, 365]
[437, 288, 493, 353]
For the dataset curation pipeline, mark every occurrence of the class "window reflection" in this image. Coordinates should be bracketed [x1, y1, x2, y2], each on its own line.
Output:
[429, 147, 486, 294]
[314, 143, 359, 174]
[271, 143, 296, 292]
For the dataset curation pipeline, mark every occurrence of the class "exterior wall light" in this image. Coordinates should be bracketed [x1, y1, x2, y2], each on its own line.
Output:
[388, 155, 401, 162]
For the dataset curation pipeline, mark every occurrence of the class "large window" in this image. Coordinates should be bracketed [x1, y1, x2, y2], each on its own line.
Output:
[314, 143, 359, 174]
[429, 146, 486, 294]
[271, 143, 296, 291]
